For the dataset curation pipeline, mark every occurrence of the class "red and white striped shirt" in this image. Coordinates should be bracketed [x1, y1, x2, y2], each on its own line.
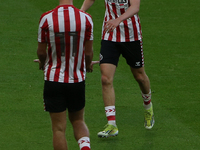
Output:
[38, 5, 93, 83]
[102, 0, 142, 42]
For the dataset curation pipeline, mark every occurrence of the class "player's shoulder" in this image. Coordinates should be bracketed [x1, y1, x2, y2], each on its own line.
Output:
[80, 10, 92, 17]
[39, 9, 54, 22]
[76, 8, 92, 19]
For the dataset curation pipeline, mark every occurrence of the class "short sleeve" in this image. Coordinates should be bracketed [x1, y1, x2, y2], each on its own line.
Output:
[85, 16, 93, 41]
[38, 16, 48, 43]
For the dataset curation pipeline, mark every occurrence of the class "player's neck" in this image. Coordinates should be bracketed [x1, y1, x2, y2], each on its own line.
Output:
[59, 0, 73, 5]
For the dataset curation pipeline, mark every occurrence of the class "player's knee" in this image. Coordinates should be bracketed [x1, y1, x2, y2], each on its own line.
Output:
[52, 125, 66, 133]
[134, 74, 146, 84]
[101, 75, 113, 86]
[70, 120, 85, 130]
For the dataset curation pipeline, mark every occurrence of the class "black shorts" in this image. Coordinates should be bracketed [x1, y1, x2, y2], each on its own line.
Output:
[43, 80, 85, 113]
[100, 40, 144, 68]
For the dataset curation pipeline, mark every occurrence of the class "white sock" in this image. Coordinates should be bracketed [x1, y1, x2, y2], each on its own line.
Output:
[105, 106, 116, 126]
[142, 90, 152, 110]
[143, 102, 152, 110]
[78, 137, 90, 150]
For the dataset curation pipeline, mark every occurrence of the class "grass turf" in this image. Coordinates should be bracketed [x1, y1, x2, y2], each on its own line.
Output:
[0, 0, 199, 149]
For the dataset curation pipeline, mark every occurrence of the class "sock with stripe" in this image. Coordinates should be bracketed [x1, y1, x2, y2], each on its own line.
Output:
[142, 90, 152, 110]
[78, 137, 90, 150]
[105, 106, 116, 127]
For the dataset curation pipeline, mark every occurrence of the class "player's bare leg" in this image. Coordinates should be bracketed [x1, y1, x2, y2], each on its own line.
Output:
[98, 63, 118, 138]
[68, 108, 90, 140]
[131, 66, 155, 129]
[50, 111, 68, 150]
[130, 67, 150, 94]
[100, 63, 116, 107]
[69, 108, 91, 149]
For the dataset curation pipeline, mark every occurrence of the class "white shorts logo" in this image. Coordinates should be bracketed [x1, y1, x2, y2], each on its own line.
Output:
[135, 62, 140, 67]
[100, 54, 103, 61]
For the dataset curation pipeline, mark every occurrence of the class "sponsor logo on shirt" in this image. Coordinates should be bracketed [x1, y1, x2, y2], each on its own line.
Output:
[107, 0, 128, 4]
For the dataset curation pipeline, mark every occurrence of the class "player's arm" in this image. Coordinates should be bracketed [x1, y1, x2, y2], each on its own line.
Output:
[117, 0, 140, 22]
[80, 0, 95, 11]
[37, 42, 47, 70]
[104, 0, 140, 32]
[84, 40, 93, 72]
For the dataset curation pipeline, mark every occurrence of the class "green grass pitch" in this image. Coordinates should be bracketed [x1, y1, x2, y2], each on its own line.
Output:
[0, 0, 200, 149]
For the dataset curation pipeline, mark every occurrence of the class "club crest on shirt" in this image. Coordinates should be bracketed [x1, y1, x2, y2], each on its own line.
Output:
[107, 0, 128, 4]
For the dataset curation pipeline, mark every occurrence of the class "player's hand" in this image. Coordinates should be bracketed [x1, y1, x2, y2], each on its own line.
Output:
[34, 59, 40, 63]
[91, 61, 99, 65]
[86, 61, 99, 73]
[104, 19, 121, 33]
[33, 59, 44, 70]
